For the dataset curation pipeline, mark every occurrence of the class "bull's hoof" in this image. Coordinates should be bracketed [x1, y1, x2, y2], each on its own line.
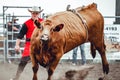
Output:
[98, 77, 103, 80]
[103, 64, 109, 74]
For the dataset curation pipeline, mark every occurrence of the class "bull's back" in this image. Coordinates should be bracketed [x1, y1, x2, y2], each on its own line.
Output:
[79, 3, 103, 27]
[45, 3, 104, 53]
[78, 3, 104, 41]
[64, 3, 104, 52]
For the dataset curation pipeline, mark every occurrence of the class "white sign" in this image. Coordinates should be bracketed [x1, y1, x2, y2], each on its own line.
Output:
[104, 24, 120, 42]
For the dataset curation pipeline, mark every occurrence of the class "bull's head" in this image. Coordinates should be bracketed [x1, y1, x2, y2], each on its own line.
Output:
[34, 20, 64, 42]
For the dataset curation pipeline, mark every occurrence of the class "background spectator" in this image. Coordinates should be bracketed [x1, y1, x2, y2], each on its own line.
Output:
[7, 16, 21, 63]
[72, 43, 86, 65]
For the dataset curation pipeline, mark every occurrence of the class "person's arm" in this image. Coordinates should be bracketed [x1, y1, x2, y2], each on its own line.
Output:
[15, 23, 28, 52]
[12, 22, 21, 31]
[15, 39, 21, 52]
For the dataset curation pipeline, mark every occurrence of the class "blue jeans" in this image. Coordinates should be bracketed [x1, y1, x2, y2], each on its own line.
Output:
[72, 44, 86, 65]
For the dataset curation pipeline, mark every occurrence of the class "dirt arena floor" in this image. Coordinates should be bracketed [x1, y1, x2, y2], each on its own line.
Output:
[0, 60, 120, 80]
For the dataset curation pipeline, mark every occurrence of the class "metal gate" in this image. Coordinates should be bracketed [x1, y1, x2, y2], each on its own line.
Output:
[0, 13, 5, 62]
[5, 15, 27, 62]
[1, 6, 120, 63]
[2, 6, 43, 63]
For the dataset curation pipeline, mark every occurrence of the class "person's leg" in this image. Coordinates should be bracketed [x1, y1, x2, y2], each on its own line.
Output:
[72, 47, 78, 64]
[80, 44, 86, 65]
[12, 56, 30, 80]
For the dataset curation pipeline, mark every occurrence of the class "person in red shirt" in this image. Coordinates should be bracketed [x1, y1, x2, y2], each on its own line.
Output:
[11, 6, 43, 80]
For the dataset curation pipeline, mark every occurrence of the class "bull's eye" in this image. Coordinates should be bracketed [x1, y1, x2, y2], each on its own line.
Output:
[51, 27, 54, 32]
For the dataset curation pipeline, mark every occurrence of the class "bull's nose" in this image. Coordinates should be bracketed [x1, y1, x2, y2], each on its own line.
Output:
[40, 34, 49, 41]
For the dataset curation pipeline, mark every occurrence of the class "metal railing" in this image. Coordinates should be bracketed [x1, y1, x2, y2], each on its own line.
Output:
[0, 14, 5, 63]
[1, 6, 120, 62]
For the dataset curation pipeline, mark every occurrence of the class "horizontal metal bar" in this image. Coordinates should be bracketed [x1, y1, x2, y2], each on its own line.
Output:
[8, 48, 24, 50]
[6, 15, 31, 17]
[3, 6, 32, 8]
[7, 40, 25, 42]
[0, 48, 4, 50]
[0, 40, 5, 41]
[104, 16, 120, 18]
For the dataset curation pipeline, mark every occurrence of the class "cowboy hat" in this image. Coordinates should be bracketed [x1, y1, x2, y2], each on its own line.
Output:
[28, 6, 43, 13]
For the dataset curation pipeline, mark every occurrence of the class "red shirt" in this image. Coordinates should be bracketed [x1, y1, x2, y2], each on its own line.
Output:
[17, 18, 43, 39]
[25, 18, 43, 39]
[18, 18, 43, 57]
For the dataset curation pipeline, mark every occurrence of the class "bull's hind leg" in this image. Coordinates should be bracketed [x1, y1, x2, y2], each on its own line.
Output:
[90, 42, 96, 58]
[93, 40, 109, 74]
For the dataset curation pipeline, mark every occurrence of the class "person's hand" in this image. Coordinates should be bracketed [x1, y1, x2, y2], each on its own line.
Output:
[15, 45, 20, 54]
[8, 22, 12, 26]
[13, 26, 19, 31]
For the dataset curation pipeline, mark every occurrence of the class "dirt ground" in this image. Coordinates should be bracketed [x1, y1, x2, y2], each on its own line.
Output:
[0, 60, 120, 80]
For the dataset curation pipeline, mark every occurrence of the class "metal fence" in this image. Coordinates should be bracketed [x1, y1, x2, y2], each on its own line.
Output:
[0, 6, 120, 63]
[5, 15, 28, 62]
[0, 14, 5, 62]
[1, 6, 33, 63]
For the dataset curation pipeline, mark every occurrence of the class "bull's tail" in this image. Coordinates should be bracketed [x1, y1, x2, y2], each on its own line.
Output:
[90, 43, 96, 58]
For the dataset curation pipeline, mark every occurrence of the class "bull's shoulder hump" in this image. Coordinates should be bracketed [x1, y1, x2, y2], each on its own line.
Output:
[85, 3, 97, 9]
[76, 3, 97, 11]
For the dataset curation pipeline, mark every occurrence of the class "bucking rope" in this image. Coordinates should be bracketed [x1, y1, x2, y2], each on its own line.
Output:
[66, 5, 88, 42]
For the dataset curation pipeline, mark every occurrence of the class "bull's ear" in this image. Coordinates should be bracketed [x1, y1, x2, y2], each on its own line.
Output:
[53, 24, 64, 32]
[34, 20, 41, 29]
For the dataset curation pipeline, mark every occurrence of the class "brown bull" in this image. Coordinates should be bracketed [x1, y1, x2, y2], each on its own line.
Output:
[30, 3, 109, 80]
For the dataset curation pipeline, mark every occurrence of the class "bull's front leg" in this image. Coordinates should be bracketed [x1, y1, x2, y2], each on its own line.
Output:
[32, 63, 39, 80]
[47, 58, 61, 80]
[30, 52, 39, 80]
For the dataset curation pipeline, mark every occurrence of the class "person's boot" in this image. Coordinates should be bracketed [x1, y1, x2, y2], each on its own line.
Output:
[10, 61, 27, 80]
